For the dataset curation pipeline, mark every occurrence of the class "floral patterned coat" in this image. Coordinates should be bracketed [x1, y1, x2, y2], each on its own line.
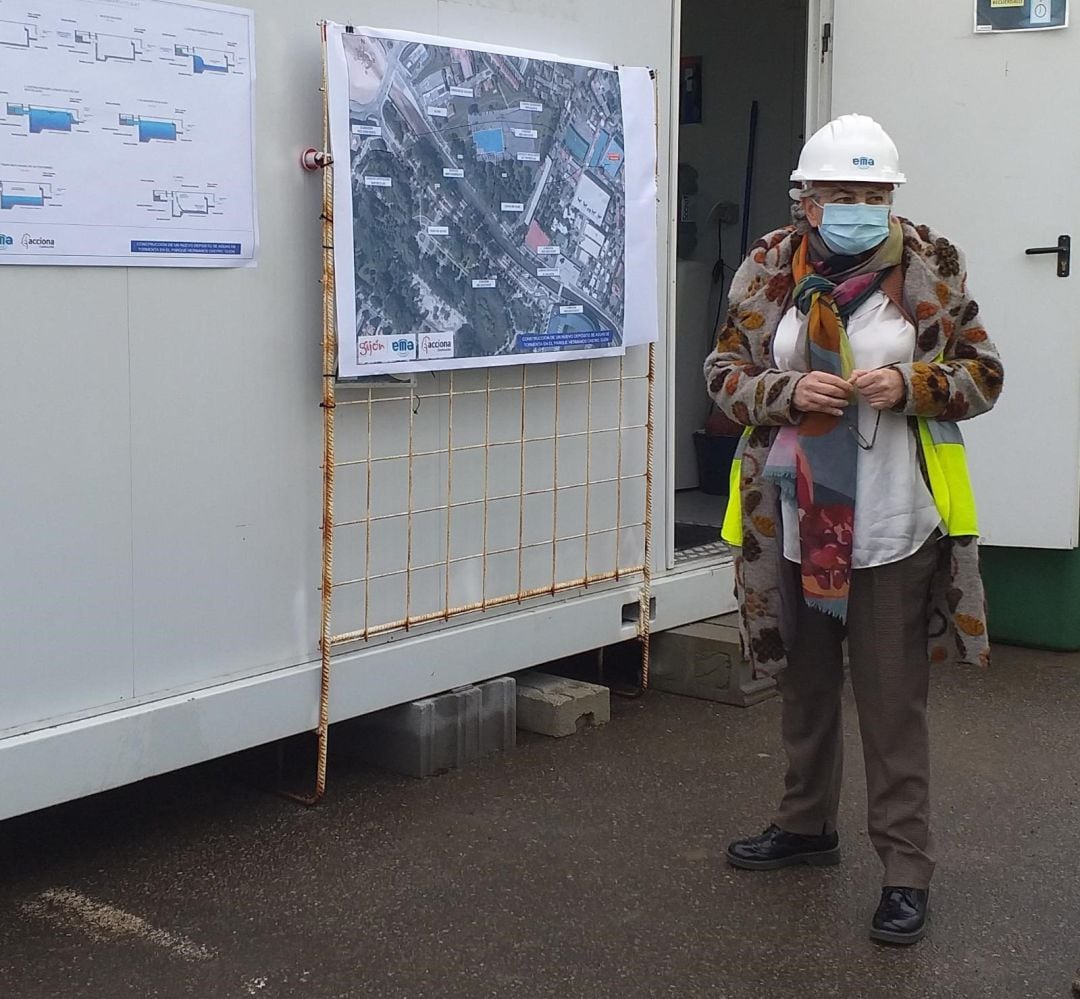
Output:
[703, 219, 1005, 676]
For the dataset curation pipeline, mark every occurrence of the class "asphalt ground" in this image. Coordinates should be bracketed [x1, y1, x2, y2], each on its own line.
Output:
[0, 643, 1077, 999]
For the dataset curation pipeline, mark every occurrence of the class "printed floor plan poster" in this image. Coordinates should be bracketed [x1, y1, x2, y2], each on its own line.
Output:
[326, 23, 658, 376]
[0, 0, 256, 266]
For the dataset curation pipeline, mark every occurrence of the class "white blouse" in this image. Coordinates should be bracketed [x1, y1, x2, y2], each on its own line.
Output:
[772, 292, 943, 569]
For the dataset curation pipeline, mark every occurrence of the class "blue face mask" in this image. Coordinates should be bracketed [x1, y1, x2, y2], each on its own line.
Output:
[816, 202, 892, 256]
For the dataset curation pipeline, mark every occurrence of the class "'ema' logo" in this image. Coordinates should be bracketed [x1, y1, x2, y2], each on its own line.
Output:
[0, 234, 12, 247]
[391, 338, 415, 356]
[852, 156, 875, 169]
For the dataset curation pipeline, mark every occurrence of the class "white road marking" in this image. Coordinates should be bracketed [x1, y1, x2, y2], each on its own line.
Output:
[21, 887, 215, 962]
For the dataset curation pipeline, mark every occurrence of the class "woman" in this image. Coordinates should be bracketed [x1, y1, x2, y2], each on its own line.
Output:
[703, 114, 1004, 945]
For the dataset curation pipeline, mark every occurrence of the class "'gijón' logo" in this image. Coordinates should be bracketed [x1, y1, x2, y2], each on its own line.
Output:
[357, 339, 387, 357]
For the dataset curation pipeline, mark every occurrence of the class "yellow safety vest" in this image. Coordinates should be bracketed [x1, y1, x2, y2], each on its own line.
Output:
[720, 418, 979, 547]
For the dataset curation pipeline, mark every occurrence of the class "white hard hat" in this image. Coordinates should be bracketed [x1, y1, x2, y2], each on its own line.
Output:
[790, 113, 906, 186]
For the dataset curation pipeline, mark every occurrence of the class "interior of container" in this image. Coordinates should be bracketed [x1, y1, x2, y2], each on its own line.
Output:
[671, 0, 809, 563]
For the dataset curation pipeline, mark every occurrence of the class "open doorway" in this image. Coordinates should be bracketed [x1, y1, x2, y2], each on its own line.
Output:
[671, 0, 809, 562]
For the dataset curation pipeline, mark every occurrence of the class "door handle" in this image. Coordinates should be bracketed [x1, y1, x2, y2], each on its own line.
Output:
[1025, 234, 1071, 278]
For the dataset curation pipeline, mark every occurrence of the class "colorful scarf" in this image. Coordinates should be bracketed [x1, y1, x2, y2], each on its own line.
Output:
[763, 221, 904, 620]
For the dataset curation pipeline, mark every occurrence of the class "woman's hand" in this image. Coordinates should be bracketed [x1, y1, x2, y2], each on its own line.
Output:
[793, 372, 855, 417]
[850, 368, 904, 410]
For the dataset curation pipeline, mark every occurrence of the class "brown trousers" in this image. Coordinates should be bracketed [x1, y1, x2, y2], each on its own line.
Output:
[774, 539, 939, 889]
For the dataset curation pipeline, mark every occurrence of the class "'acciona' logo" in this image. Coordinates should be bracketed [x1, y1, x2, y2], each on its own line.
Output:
[22, 234, 55, 249]
[0, 234, 12, 247]
[418, 334, 454, 360]
[852, 156, 876, 169]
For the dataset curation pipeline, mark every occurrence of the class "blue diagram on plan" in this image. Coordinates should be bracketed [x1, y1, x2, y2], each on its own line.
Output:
[119, 114, 180, 142]
[174, 44, 234, 74]
[193, 54, 225, 74]
[0, 180, 50, 209]
[6, 103, 79, 134]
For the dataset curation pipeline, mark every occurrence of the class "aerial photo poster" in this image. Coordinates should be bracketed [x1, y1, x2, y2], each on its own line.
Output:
[325, 23, 658, 377]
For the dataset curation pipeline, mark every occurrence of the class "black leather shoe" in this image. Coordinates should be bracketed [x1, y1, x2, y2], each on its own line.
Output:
[870, 886, 929, 944]
[725, 823, 840, 870]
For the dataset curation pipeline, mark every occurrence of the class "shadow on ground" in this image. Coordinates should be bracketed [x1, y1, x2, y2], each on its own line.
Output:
[0, 644, 1077, 998]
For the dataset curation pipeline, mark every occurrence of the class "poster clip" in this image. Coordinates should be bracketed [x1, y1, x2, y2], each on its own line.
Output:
[301, 147, 333, 171]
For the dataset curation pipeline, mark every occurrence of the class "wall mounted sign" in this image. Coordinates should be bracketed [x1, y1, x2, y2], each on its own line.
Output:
[326, 23, 659, 376]
[0, 0, 257, 267]
[975, 0, 1069, 32]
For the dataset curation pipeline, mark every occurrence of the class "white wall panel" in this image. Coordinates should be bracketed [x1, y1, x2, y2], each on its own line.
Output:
[0, 269, 134, 730]
[0, 0, 678, 730]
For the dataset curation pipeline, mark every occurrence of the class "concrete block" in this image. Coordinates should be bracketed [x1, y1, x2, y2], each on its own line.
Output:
[651, 618, 776, 707]
[337, 677, 516, 778]
[479, 675, 517, 755]
[516, 672, 610, 737]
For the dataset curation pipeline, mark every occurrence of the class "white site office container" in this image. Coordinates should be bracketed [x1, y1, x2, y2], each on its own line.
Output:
[0, 0, 727, 820]
[2, 0, 1070, 819]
